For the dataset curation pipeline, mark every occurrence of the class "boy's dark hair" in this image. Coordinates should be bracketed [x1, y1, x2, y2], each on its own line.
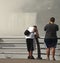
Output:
[50, 17, 55, 22]
[33, 25, 37, 28]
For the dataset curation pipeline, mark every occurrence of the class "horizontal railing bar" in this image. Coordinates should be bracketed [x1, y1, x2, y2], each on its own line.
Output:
[0, 52, 60, 56]
[0, 47, 45, 49]
[0, 47, 60, 50]
[0, 42, 60, 44]
[57, 43, 60, 45]
[0, 53, 46, 55]
[0, 43, 44, 44]
[0, 37, 60, 39]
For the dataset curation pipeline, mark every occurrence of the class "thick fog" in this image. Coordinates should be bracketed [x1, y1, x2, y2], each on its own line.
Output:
[0, 0, 60, 37]
[22, 0, 60, 37]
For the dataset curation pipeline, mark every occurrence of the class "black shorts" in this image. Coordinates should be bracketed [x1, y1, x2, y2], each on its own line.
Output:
[44, 38, 57, 48]
[26, 38, 34, 51]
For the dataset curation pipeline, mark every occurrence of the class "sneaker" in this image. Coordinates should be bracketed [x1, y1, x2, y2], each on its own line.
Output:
[31, 56, 35, 59]
[36, 57, 42, 59]
[53, 58, 56, 61]
[28, 56, 30, 59]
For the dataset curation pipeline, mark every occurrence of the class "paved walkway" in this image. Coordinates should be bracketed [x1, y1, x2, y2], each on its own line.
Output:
[0, 59, 60, 63]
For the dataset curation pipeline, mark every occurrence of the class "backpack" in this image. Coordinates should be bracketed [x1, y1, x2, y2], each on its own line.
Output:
[24, 30, 30, 36]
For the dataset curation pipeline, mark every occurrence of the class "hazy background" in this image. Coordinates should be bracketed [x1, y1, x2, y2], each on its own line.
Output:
[0, 0, 60, 37]
[0, 0, 60, 60]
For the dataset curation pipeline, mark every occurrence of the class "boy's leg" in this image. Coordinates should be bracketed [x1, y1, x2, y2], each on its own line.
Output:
[35, 38, 42, 59]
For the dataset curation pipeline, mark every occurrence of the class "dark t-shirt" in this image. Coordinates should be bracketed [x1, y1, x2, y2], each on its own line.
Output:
[44, 23, 59, 39]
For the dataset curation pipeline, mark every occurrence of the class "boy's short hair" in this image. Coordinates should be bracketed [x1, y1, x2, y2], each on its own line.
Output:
[33, 25, 37, 28]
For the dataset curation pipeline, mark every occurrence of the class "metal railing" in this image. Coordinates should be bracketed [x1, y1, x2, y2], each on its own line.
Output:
[0, 37, 60, 59]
